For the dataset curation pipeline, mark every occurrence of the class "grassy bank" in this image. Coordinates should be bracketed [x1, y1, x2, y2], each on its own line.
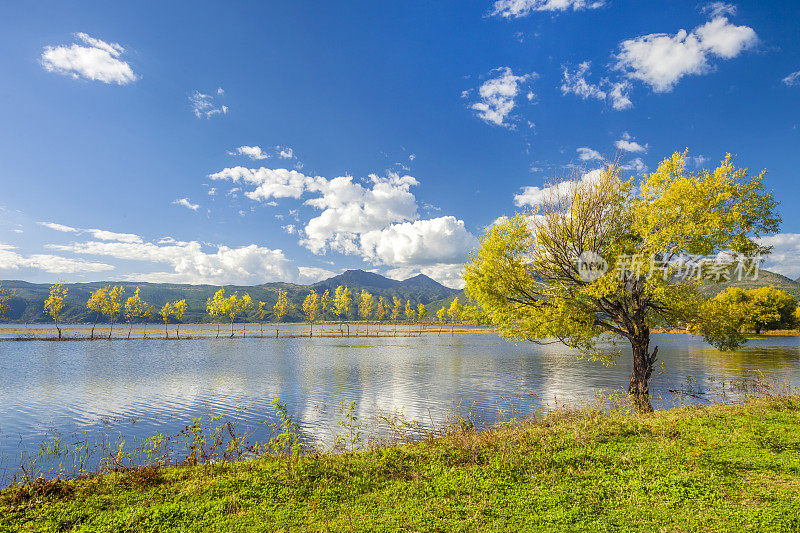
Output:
[3, 396, 800, 532]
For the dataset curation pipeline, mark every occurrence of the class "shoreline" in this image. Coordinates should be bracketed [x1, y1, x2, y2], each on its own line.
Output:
[2, 394, 799, 531]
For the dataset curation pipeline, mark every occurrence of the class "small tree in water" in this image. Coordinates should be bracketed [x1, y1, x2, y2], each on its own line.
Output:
[464, 152, 780, 412]
[44, 283, 68, 339]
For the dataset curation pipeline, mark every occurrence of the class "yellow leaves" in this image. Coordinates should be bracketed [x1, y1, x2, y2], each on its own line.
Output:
[124, 288, 150, 321]
[358, 290, 373, 321]
[333, 285, 352, 320]
[404, 299, 416, 322]
[273, 289, 293, 321]
[375, 296, 388, 322]
[44, 283, 68, 320]
[0, 282, 15, 319]
[206, 288, 253, 322]
[391, 296, 402, 322]
[86, 285, 124, 321]
[448, 297, 461, 323]
[417, 303, 427, 321]
[436, 306, 447, 322]
[302, 290, 320, 323]
[172, 299, 187, 321]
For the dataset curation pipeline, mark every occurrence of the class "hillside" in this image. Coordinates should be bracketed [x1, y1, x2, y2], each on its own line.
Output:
[0, 270, 459, 324]
[700, 269, 800, 299]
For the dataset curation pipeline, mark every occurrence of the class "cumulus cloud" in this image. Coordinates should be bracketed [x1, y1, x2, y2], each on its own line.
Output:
[48, 239, 304, 285]
[209, 167, 324, 201]
[560, 62, 633, 110]
[40, 32, 137, 84]
[210, 164, 476, 285]
[470, 67, 535, 127]
[514, 169, 604, 208]
[190, 89, 228, 118]
[360, 216, 478, 267]
[297, 266, 336, 284]
[278, 146, 294, 159]
[173, 198, 200, 211]
[783, 71, 800, 87]
[614, 16, 757, 92]
[614, 132, 647, 153]
[576, 147, 603, 161]
[231, 145, 269, 160]
[490, 0, 605, 18]
[0, 243, 114, 274]
[759, 234, 800, 280]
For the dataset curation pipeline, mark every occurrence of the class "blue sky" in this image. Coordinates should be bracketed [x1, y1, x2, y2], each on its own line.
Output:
[1, 0, 799, 287]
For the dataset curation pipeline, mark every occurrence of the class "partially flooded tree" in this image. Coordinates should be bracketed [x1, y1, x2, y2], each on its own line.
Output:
[375, 296, 388, 325]
[240, 293, 254, 338]
[448, 297, 462, 335]
[159, 301, 174, 339]
[206, 288, 227, 338]
[273, 289, 293, 337]
[320, 289, 331, 322]
[86, 287, 107, 340]
[359, 290, 374, 334]
[256, 301, 268, 336]
[123, 288, 148, 339]
[405, 300, 416, 323]
[173, 299, 187, 338]
[334, 285, 352, 335]
[303, 290, 320, 337]
[44, 283, 68, 339]
[465, 152, 780, 412]
[102, 286, 125, 339]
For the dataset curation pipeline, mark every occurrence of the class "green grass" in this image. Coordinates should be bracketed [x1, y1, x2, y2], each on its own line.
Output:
[3, 396, 800, 532]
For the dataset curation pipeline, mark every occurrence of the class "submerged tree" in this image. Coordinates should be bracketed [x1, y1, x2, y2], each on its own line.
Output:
[173, 299, 187, 338]
[273, 290, 293, 337]
[206, 288, 227, 338]
[101, 286, 125, 339]
[86, 287, 107, 340]
[375, 296, 388, 325]
[256, 301, 268, 336]
[240, 293, 254, 338]
[334, 285, 352, 335]
[123, 288, 148, 340]
[465, 151, 780, 412]
[303, 290, 320, 337]
[405, 300, 416, 323]
[44, 283, 68, 339]
[359, 290, 373, 334]
[320, 289, 331, 322]
[159, 301, 175, 339]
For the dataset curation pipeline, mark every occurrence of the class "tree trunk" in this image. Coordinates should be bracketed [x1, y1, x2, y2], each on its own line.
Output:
[108, 318, 114, 340]
[56, 318, 62, 340]
[216, 322, 220, 339]
[164, 321, 169, 339]
[91, 313, 99, 340]
[628, 333, 658, 413]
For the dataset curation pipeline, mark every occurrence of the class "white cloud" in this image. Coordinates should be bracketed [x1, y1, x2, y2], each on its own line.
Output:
[614, 16, 757, 93]
[39, 222, 79, 233]
[387, 263, 466, 289]
[470, 67, 534, 127]
[209, 167, 324, 201]
[614, 132, 647, 153]
[48, 240, 304, 285]
[514, 169, 603, 207]
[620, 157, 648, 175]
[301, 173, 419, 255]
[190, 90, 228, 118]
[232, 145, 269, 160]
[0, 243, 113, 274]
[783, 71, 800, 87]
[360, 216, 478, 267]
[409, 154, 416, 161]
[39, 222, 143, 243]
[759, 234, 800, 280]
[560, 62, 633, 110]
[278, 146, 294, 159]
[701, 2, 737, 18]
[173, 198, 200, 211]
[490, 0, 605, 18]
[40, 32, 137, 85]
[577, 147, 603, 161]
[297, 266, 336, 284]
[210, 164, 475, 280]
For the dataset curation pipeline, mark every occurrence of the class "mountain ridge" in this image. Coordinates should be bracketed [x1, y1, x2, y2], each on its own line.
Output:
[0, 269, 460, 324]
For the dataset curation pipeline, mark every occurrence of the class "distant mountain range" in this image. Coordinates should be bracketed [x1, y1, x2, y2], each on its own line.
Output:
[0, 270, 461, 324]
[2, 267, 797, 324]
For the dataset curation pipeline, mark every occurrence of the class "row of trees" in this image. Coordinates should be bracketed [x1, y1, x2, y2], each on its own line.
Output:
[42, 284, 188, 339]
[36, 283, 471, 339]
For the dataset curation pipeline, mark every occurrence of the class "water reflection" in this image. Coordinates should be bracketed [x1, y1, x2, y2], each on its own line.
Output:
[0, 333, 798, 479]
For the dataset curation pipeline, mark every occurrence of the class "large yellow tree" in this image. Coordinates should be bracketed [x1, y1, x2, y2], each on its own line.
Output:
[359, 290, 374, 334]
[465, 152, 780, 412]
[334, 285, 352, 335]
[86, 287, 107, 340]
[123, 288, 148, 339]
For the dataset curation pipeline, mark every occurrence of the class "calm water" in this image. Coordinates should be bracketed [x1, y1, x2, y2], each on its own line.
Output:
[1, 330, 799, 482]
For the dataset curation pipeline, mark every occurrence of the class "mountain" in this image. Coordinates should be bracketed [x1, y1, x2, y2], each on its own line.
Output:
[0, 270, 459, 324]
[700, 269, 800, 299]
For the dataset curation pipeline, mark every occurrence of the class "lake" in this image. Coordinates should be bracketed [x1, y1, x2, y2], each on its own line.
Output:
[1, 329, 799, 484]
